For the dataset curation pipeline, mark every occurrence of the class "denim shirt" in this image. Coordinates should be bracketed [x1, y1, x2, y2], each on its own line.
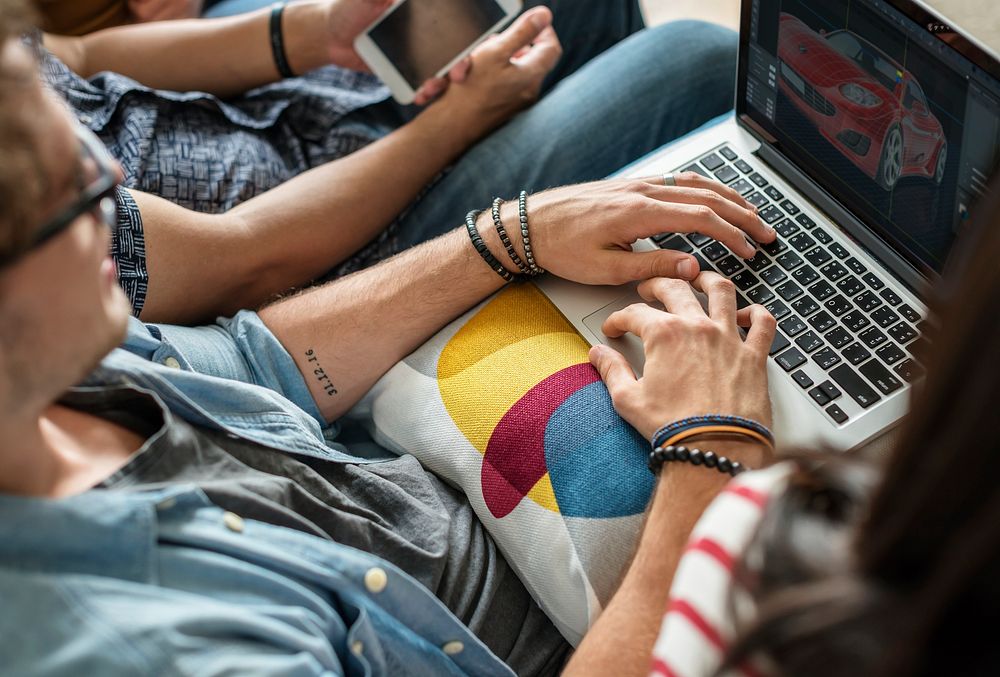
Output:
[0, 313, 514, 676]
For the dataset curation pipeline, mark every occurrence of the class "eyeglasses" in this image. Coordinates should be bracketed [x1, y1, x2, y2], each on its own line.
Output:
[0, 124, 120, 267]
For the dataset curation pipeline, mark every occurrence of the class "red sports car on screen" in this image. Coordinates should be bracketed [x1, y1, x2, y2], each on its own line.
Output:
[777, 13, 947, 190]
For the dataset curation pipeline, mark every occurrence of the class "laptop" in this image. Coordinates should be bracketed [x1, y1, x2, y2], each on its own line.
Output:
[537, 0, 1000, 451]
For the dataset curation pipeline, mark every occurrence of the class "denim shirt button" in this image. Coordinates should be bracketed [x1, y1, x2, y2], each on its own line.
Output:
[222, 512, 245, 533]
[156, 497, 177, 511]
[364, 567, 388, 593]
[442, 641, 464, 656]
[162, 357, 181, 369]
[351, 641, 364, 656]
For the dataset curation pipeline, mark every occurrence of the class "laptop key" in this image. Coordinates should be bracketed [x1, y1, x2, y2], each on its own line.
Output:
[775, 346, 806, 371]
[820, 261, 848, 281]
[776, 251, 804, 271]
[730, 178, 755, 195]
[682, 163, 710, 179]
[760, 265, 787, 286]
[887, 321, 917, 344]
[855, 290, 882, 313]
[779, 315, 807, 337]
[719, 146, 738, 161]
[769, 331, 791, 356]
[836, 276, 864, 297]
[655, 234, 694, 253]
[809, 386, 831, 406]
[820, 381, 842, 400]
[845, 257, 867, 275]
[828, 242, 850, 259]
[899, 304, 921, 323]
[714, 165, 739, 184]
[859, 359, 903, 395]
[745, 251, 771, 272]
[688, 232, 712, 246]
[792, 296, 820, 317]
[700, 153, 725, 171]
[876, 344, 906, 365]
[860, 327, 888, 349]
[746, 285, 775, 305]
[779, 199, 801, 216]
[716, 256, 744, 276]
[746, 191, 768, 208]
[759, 205, 784, 224]
[791, 369, 813, 389]
[862, 272, 886, 290]
[803, 247, 831, 266]
[808, 310, 836, 332]
[795, 330, 824, 353]
[812, 227, 833, 245]
[774, 219, 798, 237]
[792, 265, 819, 285]
[762, 239, 787, 256]
[808, 280, 836, 301]
[871, 306, 900, 328]
[731, 270, 760, 291]
[842, 342, 872, 365]
[788, 232, 816, 253]
[879, 288, 902, 306]
[776, 281, 804, 301]
[795, 213, 817, 229]
[765, 186, 784, 201]
[749, 172, 768, 187]
[693, 252, 712, 271]
[824, 294, 852, 317]
[841, 311, 871, 333]
[812, 347, 842, 370]
[825, 327, 852, 349]
[826, 404, 849, 424]
[702, 241, 728, 260]
[893, 358, 925, 383]
[830, 364, 881, 408]
[765, 299, 791, 320]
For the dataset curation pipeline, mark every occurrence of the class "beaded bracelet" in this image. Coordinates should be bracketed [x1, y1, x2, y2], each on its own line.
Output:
[269, 2, 295, 79]
[492, 198, 532, 275]
[648, 445, 748, 477]
[518, 191, 545, 275]
[466, 210, 517, 282]
[651, 415, 774, 452]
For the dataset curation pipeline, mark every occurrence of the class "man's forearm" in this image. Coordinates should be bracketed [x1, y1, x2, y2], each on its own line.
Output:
[47, 2, 331, 97]
[258, 223, 508, 422]
[563, 440, 767, 677]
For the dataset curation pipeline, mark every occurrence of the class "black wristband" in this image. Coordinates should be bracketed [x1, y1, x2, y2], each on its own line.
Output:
[492, 198, 532, 275]
[466, 210, 518, 282]
[647, 445, 749, 477]
[270, 2, 295, 79]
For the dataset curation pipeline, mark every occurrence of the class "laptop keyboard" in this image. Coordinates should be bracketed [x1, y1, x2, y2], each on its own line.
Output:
[652, 145, 927, 426]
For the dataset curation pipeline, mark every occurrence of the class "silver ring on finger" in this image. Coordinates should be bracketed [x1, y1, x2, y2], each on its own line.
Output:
[662, 173, 676, 187]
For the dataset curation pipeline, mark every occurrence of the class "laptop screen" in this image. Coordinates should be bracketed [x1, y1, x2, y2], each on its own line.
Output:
[740, 0, 1000, 276]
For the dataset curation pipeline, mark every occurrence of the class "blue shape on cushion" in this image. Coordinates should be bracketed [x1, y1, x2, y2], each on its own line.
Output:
[544, 381, 653, 518]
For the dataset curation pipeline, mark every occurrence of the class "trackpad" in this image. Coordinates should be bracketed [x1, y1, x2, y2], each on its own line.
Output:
[582, 292, 648, 377]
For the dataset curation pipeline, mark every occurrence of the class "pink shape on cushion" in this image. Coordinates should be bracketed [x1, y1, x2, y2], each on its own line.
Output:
[481, 362, 600, 518]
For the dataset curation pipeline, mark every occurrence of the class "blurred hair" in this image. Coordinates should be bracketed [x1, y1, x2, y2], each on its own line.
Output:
[0, 0, 44, 263]
[722, 172, 1000, 677]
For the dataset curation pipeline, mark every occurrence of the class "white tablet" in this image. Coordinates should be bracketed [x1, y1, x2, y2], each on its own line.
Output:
[355, 0, 523, 104]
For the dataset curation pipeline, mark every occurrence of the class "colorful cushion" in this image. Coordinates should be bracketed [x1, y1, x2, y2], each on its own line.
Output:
[354, 283, 654, 644]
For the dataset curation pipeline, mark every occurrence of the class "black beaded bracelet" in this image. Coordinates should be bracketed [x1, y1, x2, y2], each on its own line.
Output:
[270, 2, 295, 79]
[647, 445, 749, 477]
[518, 191, 545, 275]
[492, 198, 532, 275]
[466, 210, 517, 282]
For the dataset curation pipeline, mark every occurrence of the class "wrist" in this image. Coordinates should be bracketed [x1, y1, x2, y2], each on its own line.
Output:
[284, 1, 332, 75]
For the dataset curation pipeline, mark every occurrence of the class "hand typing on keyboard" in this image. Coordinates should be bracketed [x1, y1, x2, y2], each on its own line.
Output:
[588, 272, 776, 447]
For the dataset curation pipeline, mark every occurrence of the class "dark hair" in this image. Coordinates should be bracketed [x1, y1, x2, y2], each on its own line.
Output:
[723, 174, 1000, 677]
[0, 0, 43, 261]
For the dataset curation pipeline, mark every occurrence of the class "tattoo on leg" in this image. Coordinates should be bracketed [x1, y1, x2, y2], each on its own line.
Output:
[304, 349, 338, 396]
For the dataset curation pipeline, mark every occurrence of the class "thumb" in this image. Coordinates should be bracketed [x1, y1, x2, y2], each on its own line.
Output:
[589, 345, 637, 403]
[608, 250, 701, 283]
[490, 7, 553, 59]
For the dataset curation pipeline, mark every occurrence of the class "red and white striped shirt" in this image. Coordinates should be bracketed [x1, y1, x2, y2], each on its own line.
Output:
[649, 464, 791, 677]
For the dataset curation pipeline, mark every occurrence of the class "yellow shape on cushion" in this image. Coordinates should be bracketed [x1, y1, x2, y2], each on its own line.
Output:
[438, 284, 577, 380]
[525, 473, 560, 513]
[439, 331, 590, 452]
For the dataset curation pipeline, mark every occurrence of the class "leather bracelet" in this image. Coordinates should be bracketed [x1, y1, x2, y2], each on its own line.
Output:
[270, 2, 295, 79]
[466, 210, 517, 282]
[492, 198, 532, 275]
[648, 445, 749, 477]
[651, 414, 774, 451]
